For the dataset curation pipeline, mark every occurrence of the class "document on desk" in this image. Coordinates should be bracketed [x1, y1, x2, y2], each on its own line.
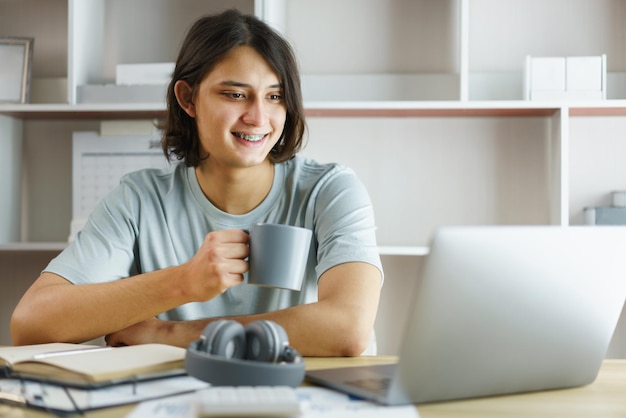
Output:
[298, 386, 419, 418]
[0, 375, 208, 414]
[126, 386, 419, 418]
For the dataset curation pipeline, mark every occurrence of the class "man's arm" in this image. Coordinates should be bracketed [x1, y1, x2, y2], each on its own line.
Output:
[106, 261, 382, 357]
[10, 229, 249, 345]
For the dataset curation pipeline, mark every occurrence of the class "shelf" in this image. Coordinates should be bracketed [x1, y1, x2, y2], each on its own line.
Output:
[0, 242, 67, 252]
[304, 101, 561, 117]
[3, 100, 626, 120]
[0, 242, 428, 257]
[0, 101, 565, 120]
[0, 0, 625, 253]
[569, 101, 626, 117]
[1, 0, 625, 355]
[378, 246, 430, 256]
[0, 103, 166, 120]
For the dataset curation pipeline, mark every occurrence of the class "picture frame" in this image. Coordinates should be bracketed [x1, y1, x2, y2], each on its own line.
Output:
[0, 37, 34, 103]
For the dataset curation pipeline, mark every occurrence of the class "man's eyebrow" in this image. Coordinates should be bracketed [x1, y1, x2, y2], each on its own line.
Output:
[220, 81, 282, 89]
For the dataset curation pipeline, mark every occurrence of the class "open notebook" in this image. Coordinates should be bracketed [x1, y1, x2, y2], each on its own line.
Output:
[306, 226, 626, 404]
[0, 343, 186, 387]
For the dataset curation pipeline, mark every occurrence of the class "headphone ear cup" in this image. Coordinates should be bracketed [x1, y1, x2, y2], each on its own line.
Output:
[244, 320, 289, 363]
[199, 320, 246, 359]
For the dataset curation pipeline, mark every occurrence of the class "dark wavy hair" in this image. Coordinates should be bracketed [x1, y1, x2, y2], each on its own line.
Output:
[161, 9, 307, 166]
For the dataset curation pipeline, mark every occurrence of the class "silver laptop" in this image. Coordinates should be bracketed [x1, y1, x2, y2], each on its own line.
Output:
[306, 226, 626, 405]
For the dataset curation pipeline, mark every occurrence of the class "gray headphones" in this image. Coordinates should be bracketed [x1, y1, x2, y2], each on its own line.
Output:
[185, 319, 305, 387]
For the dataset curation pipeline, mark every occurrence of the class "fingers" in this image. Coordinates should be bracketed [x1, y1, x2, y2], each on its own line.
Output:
[202, 229, 250, 263]
[105, 333, 128, 347]
[183, 229, 251, 301]
[105, 317, 162, 346]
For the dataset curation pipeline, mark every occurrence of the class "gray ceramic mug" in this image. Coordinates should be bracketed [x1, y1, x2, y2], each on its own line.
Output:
[248, 223, 312, 291]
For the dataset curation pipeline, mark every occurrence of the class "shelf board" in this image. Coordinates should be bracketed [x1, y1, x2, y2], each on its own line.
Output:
[0, 103, 166, 120]
[0, 242, 67, 252]
[3, 100, 626, 120]
[569, 100, 626, 116]
[304, 101, 561, 117]
[0, 101, 560, 119]
[0, 242, 428, 256]
[378, 246, 429, 256]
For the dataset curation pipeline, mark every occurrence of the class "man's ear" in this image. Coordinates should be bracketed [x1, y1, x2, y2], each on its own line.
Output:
[174, 80, 196, 118]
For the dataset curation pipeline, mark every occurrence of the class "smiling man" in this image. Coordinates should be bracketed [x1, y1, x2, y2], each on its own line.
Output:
[11, 9, 383, 357]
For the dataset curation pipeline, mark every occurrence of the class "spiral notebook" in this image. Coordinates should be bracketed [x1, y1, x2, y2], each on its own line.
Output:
[0, 375, 208, 414]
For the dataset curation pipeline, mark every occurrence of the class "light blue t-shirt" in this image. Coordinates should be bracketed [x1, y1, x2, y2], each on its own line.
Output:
[45, 156, 382, 321]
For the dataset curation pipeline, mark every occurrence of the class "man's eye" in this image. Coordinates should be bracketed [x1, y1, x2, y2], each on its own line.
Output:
[224, 92, 244, 99]
[268, 94, 282, 102]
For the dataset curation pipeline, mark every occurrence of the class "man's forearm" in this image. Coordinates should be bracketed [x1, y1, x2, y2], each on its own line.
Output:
[108, 262, 382, 356]
[11, 267, 191, 345]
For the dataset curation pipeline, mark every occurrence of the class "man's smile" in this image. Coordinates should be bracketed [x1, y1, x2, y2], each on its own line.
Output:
[233, 132, 267, 142]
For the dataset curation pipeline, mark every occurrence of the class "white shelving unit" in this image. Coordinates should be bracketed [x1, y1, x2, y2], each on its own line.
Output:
[1, 0, 625, 355]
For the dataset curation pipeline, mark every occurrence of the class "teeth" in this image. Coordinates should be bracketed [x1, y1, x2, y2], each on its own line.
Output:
[234, 132, 265, 142]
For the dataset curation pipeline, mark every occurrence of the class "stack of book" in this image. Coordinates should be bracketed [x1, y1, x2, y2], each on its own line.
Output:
[0, 343, 208, 414]
[584, 191, 626, 225]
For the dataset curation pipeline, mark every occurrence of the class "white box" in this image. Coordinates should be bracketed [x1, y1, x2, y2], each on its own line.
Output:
[529, 57, 566, 92]
[115, 63, 175, 86]
[567, 56, 603, 91]
[525, 55, 606, 101]
[77, 84, 167, 104]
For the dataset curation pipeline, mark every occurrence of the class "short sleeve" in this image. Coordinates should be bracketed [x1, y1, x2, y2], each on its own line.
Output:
[311, 166, 383, 281]
[44, 182, 141, 284]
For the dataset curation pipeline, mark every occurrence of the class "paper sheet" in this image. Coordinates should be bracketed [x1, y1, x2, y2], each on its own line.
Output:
[126, 386, 420, 418]
[298, 386, 419, 418]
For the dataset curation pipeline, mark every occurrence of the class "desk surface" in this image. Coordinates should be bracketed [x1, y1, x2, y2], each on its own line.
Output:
[5, 357, 626, 417]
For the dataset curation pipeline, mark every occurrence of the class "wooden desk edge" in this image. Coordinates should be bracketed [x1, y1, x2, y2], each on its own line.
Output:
[304, 354, 397, 371]
[7, 358, 626, 418]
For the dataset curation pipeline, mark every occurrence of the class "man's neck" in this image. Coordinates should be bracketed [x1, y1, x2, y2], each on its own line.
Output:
[195, 161, 275, 215]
